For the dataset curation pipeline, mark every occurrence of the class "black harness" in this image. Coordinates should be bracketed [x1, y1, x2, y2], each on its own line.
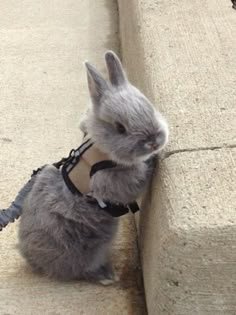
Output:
[53, 138, 140, 218]
[0, 139, 140, 231]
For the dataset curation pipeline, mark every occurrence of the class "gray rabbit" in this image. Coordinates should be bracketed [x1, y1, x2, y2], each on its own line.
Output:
[18, 51, 169, 284]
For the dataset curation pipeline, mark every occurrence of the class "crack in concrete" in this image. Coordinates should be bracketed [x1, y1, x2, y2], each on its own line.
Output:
[163, 144, 236, 159]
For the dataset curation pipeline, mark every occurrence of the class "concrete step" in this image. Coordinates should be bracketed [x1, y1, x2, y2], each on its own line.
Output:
[0, 1, 146, 314]
[118, 0, 236, 314]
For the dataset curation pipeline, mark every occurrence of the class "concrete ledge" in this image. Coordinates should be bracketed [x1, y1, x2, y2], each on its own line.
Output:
[118, 0, 236, 152]
[118, 0, 236, 314]
[140, 148, 236, 314]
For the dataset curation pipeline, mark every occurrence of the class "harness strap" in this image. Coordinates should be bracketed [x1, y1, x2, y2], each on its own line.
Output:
[54, 137, 140, 218]
[105, 201, 140, 216]
[86, 198, 140, 217]
[128, 201, 140, 213]
[90, 160, 117, 177]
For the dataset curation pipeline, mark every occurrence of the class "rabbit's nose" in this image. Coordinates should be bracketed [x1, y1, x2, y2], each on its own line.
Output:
[151, 143, 159, 150]
[146, 142, 158, 151]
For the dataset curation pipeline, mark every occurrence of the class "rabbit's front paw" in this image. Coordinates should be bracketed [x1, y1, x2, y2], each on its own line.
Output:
[99, 272, 119, 286]
[88, 261, 119, 285]
[99, 277, 118, 286]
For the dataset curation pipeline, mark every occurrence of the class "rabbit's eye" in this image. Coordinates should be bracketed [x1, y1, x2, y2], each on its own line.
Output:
[116, 122, 126, 134]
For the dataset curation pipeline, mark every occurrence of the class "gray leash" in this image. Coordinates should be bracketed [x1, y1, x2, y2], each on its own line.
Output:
[0, 165, 45, 232]
[0, 178, 35, 231]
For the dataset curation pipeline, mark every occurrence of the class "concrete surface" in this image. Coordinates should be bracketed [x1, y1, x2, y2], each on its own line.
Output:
[119, 0, 236, 153]
[118, 0, 236, 314]
[0, 1, 146, 314]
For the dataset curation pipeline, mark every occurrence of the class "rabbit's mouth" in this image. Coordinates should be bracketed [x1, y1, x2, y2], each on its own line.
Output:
[110, 147, 158, 166]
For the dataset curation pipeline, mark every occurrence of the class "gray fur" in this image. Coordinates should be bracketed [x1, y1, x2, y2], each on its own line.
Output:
[18, 51, 169, 283]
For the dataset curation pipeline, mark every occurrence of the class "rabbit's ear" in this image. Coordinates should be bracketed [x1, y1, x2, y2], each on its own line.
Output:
[105, 51, 127, 86]
[84, 62, 109, 103]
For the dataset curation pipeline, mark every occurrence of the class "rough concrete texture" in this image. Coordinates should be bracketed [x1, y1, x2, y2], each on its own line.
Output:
[118, 0, 236, 314]
[140, 149, 236, 315]
[118, 0, 236, 152]
[0, 1, 146, 314]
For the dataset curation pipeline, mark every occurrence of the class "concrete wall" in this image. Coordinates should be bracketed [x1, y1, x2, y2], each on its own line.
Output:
[118, 0, 236, 314]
